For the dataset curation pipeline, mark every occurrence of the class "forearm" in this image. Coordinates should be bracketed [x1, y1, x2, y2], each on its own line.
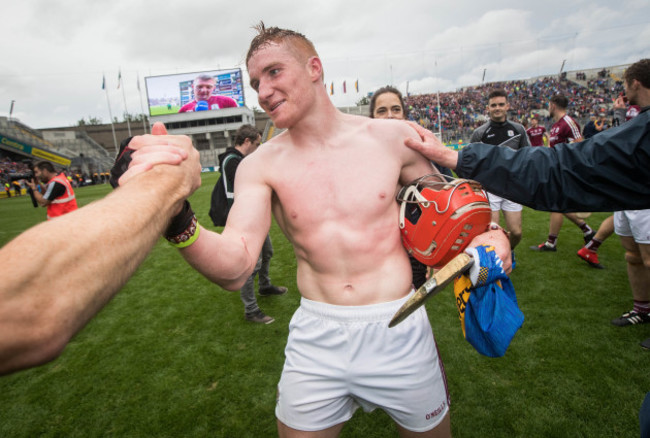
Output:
[179, 226, 257, 291]
[0, 167, 184, 375]
[31, 189, 48, 207]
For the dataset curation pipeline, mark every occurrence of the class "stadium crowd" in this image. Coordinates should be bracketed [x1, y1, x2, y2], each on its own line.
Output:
[406, 74, 625, 143]
[0, 156, 31, 178]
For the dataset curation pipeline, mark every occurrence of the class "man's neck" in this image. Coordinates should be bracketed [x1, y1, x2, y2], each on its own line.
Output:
[635, 88, 650, 108]
[286, 89, 342, 145]
[553, 110, 566, 122]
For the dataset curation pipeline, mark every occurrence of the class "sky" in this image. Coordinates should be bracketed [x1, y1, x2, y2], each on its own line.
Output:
[1, 0, 649, 129]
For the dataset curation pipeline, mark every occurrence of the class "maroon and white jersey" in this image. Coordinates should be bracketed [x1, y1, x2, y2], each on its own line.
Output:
[526, 126, 547, 147]
[178, 95, 238, 113]
[549, 115, 581, 148]
[627, 105, 641, 121]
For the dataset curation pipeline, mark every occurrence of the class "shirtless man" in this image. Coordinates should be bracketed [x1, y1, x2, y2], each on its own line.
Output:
[123, 24, 510, 438]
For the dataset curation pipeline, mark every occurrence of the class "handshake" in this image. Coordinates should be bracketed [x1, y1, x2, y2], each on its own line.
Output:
[110, 122, 202, 246]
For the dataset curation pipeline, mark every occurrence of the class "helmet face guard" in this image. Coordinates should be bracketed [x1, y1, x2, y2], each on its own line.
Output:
[398, 174, 491, 267]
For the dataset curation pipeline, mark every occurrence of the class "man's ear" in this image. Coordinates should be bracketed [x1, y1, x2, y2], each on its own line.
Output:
[306, 56, 324, 82]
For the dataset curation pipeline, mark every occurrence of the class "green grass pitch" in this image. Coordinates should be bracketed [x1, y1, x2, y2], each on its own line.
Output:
[149, 105, 181, 116]
[0, 173, 648, 437]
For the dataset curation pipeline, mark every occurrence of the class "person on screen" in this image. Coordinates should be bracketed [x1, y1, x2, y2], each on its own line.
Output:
[178, 74, 239, 113]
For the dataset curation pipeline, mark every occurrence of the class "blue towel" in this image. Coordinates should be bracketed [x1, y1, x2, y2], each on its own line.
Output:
[454, 245, 524, 358]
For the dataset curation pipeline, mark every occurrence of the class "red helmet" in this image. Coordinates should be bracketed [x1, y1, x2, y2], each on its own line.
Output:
[398, 174, 491, 268]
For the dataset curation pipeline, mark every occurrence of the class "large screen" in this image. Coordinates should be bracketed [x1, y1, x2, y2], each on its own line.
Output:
[145, 68, 245, 116]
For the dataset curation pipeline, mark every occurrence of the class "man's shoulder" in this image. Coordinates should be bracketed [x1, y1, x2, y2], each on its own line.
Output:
[561, 114, 578, 125]
[210, 95, 238, 107]
[220, 148, 243, 166]
[365, 117, 419, 145]
[507, 120, 527, 133]
[470, 121, 490, 139]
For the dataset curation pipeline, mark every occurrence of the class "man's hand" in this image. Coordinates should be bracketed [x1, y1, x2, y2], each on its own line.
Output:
[118, 123, 188, 184]
[614, 95, 627, 110]
[467, 228, 512, 274]
[115, 122, 202, 201]
[403, 122, 460, 170]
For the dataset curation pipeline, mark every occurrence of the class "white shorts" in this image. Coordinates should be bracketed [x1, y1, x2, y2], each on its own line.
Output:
[275, 292, 450, 433]
[487, 192, 522, 212]
[614, 210, 650, 244]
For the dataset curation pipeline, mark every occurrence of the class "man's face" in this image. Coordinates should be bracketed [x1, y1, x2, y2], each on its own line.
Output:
[548, 101, 557, 118]
[251, 135, 261, 151]
[624, 79, 638, 106]
[193, 79, 216, 101]
[530, 118, 538, 127]
[34, 167, 49, 184]
[241, 134, 262, 156]
[248, 42, 315, 129]
[487, 96, 509, 122]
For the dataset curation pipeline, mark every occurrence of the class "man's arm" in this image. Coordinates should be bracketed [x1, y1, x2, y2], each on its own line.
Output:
[0, 145, 200, 375]
[118, 130, 272, 292]
[25, 180, 58, 207]
[406, 112, 650, 212]
[179, 156, 273, 290]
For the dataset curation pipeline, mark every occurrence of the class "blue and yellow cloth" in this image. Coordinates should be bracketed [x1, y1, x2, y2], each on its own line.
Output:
[454, 245, 523, 358]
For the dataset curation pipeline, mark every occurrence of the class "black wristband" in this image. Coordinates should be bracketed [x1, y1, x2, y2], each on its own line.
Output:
[165, 200, 195, 239]
[109, 137, 135, 188]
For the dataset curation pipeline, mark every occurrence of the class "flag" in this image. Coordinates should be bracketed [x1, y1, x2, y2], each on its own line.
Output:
[102, 75, 106, 90]
[355, 79, 359, 93]
[343, 81, 346, 94]
[117, 70, 122, 89]
[330, 82, 334, 95]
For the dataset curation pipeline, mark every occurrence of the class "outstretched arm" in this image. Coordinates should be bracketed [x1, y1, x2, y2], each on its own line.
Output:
[178, 156, 273, 290]
[0, 140, 200, 375]
[404, 113, 650, 212]
[120, 126, 273, 291]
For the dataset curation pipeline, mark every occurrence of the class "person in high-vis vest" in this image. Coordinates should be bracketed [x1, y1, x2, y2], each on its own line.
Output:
[26, 161, 78, 219]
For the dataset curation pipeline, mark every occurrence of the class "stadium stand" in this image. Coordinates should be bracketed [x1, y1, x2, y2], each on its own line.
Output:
[404, 64, 630, 144]
[0, 117, 114, 197]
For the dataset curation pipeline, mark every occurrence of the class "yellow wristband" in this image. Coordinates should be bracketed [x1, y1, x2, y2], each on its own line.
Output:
[166, 216, 200, 248]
